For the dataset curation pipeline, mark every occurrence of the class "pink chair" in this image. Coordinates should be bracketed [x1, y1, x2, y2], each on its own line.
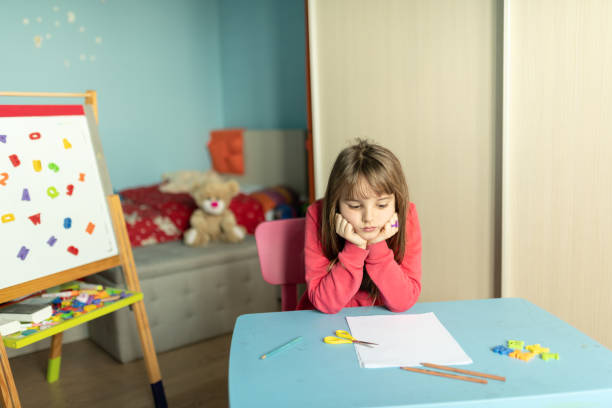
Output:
[254, 218, 306, 311]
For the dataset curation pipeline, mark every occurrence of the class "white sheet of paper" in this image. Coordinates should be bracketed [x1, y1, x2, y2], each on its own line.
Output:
[345, 313, 472, 368]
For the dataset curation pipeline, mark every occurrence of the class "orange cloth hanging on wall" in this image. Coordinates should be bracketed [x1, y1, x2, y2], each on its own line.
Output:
[208, 128, 244, 174]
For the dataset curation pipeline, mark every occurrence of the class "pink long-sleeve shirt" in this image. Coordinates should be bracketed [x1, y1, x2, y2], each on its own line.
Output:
[296, 200, 422, 313]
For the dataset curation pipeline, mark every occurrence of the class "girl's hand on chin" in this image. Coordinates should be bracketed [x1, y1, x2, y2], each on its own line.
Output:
[368, 213, 399, 246]
[335, 213, 367, 249]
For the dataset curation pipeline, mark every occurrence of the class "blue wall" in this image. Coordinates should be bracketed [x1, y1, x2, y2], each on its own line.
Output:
[219, 0, 307, 129]
[1, 0, 306, 190]
[0, 0, 224, 191]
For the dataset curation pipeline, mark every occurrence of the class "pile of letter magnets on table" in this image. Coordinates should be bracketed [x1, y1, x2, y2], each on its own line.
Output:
[492, 340, 560, 362]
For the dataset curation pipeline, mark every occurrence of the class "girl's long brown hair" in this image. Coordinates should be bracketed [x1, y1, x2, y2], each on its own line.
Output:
[320, 139, 409, 301]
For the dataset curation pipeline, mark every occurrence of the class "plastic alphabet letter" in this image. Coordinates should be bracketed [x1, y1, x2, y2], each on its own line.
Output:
[0, 172, 8, 186]
[29, 213, 41, 225]
[17, 246, 30, 260]
[67, 246, 79, 255]
[47, 186, 59, 198]
[492, 345, 513, 355]
[33, 160, 42, 172]
[526, 344, 549, 354]
[63, 217, 72, 229]
[47, 236, 58, 246]
[66, 184, 74, 196]
[86, 222, 95, 234]
[9, 154, 20, 167]
[0, 135, 6, 143]
[507, 340, 525, 350]
[79, 173, 85, 182]
[541, 352, 560, 361]
[48, 162, 60, 172]
[22, 188, 31, 201]
[29, 132, 41, 140]
[1, 213, 15, 223]
[509, 349, 535, 362]
[63, 138, 72, 149]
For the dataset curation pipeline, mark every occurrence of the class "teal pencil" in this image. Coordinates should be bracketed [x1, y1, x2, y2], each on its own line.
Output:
[260, 336, 303, 360]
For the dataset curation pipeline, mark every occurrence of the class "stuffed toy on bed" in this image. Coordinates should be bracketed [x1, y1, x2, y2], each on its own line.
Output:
[183, 178, 246, 247]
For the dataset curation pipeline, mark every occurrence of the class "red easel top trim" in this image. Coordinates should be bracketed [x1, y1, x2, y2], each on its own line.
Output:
[0, 105, 85, 117]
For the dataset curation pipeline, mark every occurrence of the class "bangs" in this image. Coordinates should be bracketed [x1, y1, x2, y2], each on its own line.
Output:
[342, 171, 393, 201]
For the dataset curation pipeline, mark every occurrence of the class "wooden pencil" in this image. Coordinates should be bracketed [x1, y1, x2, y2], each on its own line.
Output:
[401, 366, 487, 384]
[420, 362, 506, 382]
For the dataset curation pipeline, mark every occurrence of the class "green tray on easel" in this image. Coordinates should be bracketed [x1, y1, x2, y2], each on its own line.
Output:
[3, 288, 142, 349]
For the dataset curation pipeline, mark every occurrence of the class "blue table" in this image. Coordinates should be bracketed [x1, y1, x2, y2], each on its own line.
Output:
[229, 298, 612, 407]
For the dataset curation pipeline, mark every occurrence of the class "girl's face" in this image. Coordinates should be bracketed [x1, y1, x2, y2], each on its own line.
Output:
[338, 179, 396, 240]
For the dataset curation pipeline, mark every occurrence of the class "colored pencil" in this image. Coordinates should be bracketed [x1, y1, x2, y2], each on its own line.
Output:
[420, 362, 506, 382]
[400, 366, 488, 384]
[260, 336, 303, 360]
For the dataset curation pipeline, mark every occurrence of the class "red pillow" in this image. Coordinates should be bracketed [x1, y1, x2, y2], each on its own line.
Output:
[120, 184, 197, 247]
[121, 184, 196, 212]
[121, 201, 177, 247]
[229, 193, 265, 234]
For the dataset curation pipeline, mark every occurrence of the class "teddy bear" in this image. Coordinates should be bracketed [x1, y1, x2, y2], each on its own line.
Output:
[183, 178, 246, 247]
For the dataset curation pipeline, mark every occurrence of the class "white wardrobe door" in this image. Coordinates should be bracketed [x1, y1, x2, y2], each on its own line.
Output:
[309, 0, 500, 301]
[503, 0, 612, 348]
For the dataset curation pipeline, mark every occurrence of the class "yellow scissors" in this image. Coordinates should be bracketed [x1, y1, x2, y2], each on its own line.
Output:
[323, 330, 378, 346]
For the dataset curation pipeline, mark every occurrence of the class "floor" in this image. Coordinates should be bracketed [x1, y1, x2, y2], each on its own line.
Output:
[9, 333, 232, 408]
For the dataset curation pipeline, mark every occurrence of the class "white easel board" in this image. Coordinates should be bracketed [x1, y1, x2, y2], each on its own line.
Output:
[0, 105, 118, 290]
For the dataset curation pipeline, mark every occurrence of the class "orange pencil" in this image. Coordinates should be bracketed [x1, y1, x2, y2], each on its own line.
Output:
[401, 366, 487, 384]
[421, 362, 506, 382]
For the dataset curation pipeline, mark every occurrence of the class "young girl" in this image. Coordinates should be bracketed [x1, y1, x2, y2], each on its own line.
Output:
[296, 139, 422, 313]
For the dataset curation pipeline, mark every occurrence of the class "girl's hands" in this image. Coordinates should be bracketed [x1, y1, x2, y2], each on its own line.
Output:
[367, 213, 399, 246]
[335, 213, 367, 249]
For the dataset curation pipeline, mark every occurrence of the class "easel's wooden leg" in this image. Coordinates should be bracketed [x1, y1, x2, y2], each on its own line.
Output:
[0, 336, 21, 408]
[0, 345, 12, 408]
[46, 333, 63, 383]
[0, 366, 12, 408]
[108, 195, 167, 408]
[131, 301, 167, 408]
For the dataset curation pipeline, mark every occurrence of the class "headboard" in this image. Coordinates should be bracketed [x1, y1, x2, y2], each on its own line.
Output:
[230, 129, 308, 199]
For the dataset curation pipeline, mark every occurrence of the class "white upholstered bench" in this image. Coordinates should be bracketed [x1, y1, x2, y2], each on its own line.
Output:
[88, 235, 278, 363]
